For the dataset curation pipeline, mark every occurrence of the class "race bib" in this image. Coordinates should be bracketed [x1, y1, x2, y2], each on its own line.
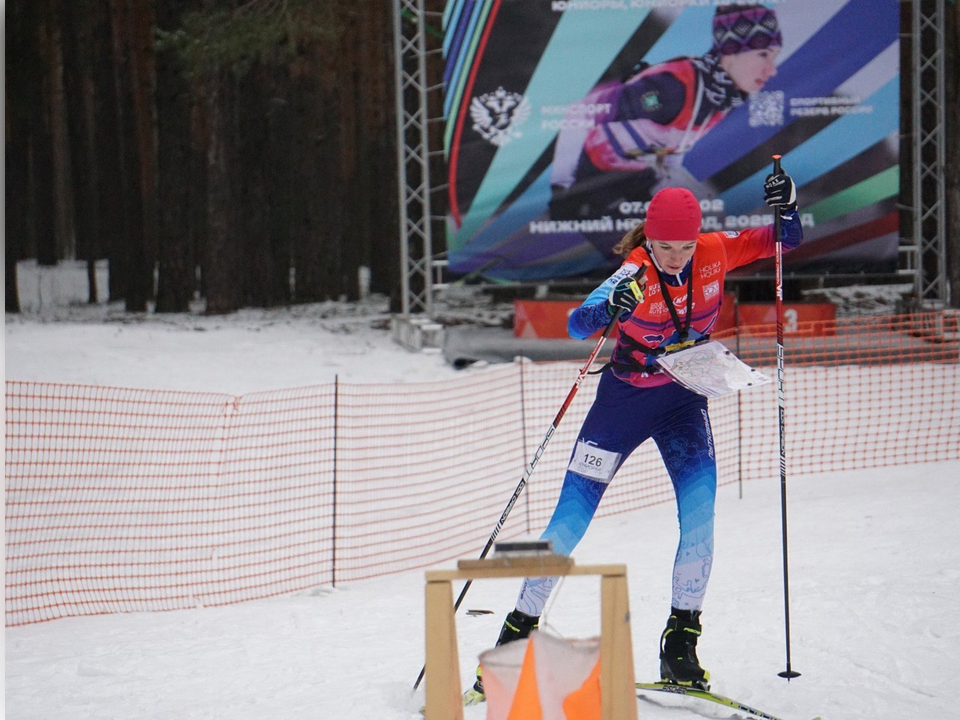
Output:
[568, 440, 621, 483]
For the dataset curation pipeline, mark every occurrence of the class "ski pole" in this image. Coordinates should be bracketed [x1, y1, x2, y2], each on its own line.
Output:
[412, 301, 629, 692]
[772, 155, 800, 681]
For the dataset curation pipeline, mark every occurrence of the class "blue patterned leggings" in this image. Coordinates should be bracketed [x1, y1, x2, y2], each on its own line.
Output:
[515, 372, 717, 616]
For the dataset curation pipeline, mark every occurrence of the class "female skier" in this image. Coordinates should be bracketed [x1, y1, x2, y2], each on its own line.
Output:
[550, 3, 783, 222]
[466, 172, 802, 704]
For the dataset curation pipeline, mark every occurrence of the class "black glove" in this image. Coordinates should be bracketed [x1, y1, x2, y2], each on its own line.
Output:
[607, 276, 644, 317]
[764, 173, 797, 210]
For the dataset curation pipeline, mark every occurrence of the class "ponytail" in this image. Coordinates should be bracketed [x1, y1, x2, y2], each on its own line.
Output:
[612, 221, 647, 258]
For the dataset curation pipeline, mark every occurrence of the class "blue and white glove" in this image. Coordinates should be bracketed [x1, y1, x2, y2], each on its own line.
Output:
[764, 173, 797, 211]
[607, 276, 644, 317]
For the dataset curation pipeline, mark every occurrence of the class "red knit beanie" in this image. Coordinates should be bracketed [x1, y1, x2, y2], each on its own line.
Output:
[644, 188, 703, 242]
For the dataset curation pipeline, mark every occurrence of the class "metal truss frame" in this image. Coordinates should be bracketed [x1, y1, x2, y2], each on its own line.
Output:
[392, 0, 442, 316]
[910, 0, 949, 308]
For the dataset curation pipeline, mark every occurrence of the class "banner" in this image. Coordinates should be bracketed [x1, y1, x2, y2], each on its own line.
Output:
[443, 0, 901, 281]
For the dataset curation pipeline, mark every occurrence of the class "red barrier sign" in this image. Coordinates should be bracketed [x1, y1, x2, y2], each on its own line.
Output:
[737, 303, 837, 336]
[514, 298, 834, 338]
[713, 293, 738, 333]
[514, 300, 586, 338]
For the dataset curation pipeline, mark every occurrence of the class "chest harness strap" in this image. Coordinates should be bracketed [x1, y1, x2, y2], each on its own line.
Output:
[594, 262, 700, 376]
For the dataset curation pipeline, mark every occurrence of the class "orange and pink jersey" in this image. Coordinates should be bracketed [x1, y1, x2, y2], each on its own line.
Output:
[568, 212, 802, 387]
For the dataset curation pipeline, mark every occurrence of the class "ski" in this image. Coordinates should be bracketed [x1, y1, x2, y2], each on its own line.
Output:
[637, 681, 819, 720]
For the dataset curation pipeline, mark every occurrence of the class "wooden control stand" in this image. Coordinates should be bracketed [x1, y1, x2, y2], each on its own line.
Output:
[423, 554, 637, 720]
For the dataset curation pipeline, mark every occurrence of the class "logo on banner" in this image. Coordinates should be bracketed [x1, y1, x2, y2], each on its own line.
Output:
[749, 90, 785, 127]
[470, 87, 532, 147]
[641, 91, 662, 112]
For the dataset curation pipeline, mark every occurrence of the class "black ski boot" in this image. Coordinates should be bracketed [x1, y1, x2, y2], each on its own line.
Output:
[494, 608, 540, 646]
[659, 608, 710, 690]
[465, 609, 540, 704]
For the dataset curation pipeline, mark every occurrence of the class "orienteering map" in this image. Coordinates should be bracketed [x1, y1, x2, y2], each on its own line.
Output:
[656, 341, 771, 398]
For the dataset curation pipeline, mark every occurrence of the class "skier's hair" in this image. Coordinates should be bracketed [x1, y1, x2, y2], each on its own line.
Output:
[612, 222, 647, 258]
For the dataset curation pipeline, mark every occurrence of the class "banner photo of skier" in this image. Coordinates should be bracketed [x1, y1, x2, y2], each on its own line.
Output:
[443, 0, 900, 281]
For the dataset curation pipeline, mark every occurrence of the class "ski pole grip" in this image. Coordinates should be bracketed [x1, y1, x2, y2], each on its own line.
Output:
[772, 154, 782, 176]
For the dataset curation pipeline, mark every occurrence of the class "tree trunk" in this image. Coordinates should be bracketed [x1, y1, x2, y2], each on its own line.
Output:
[107, 0, 138, 304]
[6, 79, 24, 309]
[6, 78, 24, 308]
[89, 0, 127, 303]
[288, 49, 343, 303]
[62, 0, 103, 301]
[6, 0, 32, 311]
[32, 1, 59, 266]
[203, 68, 243, 314]
[108, 0, 156, 311]
[355, 0, 401, 299]
[237, 64, 287, 307]
[44, 0, 78, 262]
[124, 0, 159, 311]
[263, 66, 295, 305]
[338, 7, 362, 301]
[127, 0, 160, 309]
[155, 0, 202, 313]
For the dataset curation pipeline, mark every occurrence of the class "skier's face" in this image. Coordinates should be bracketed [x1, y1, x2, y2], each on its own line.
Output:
[721, 47, 780, 93]
[650, 241, 697, 275]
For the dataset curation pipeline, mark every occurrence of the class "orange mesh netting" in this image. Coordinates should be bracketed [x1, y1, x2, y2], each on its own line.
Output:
[5, 313, 958, 626]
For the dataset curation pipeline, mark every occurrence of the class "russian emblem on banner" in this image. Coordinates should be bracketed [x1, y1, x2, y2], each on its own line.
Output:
[470, 87, 532, 147]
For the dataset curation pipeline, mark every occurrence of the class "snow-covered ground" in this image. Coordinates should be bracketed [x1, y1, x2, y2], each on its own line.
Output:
[4, 297, 466, 392]
[5, 300, 959, 719]
[799, 283, 914, 317]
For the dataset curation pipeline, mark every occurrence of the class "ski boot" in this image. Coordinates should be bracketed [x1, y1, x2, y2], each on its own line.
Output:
[463, 609, 540, 705]
[462, 667, 487, 706]
[659, 608, 711, 690]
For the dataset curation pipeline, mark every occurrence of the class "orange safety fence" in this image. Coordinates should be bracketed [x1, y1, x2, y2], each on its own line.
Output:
[5, 312, 959, 626]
